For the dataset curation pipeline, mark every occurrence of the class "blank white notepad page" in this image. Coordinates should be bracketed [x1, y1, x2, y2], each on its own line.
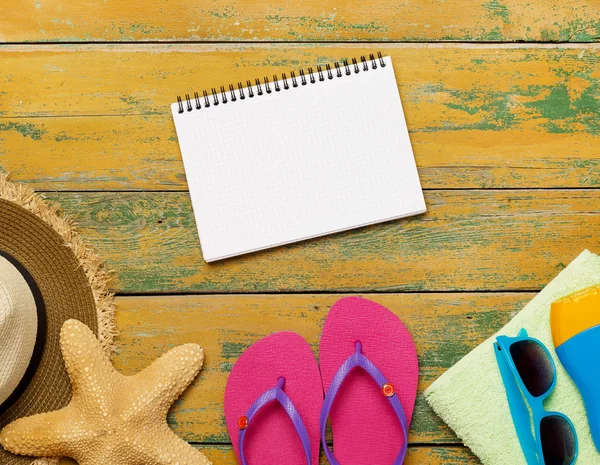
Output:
[172, 56, 426, 262]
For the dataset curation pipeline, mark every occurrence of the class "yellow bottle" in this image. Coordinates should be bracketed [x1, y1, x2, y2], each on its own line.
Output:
[551, 285, 600, 452]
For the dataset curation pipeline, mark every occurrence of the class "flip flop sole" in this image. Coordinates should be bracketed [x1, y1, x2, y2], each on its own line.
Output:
[320, 297, 419, 465]
[225, 332, 323, 465]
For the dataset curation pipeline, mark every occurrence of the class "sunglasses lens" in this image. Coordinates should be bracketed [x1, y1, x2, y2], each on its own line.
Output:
[509, 340, 554, 397]
[541, 415, 576, 465]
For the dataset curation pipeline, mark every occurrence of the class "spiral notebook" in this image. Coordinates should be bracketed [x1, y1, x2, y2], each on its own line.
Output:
[171, 53, 426, 262]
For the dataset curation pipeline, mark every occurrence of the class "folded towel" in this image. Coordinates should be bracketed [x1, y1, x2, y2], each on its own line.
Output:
[425, 250, 600, 465]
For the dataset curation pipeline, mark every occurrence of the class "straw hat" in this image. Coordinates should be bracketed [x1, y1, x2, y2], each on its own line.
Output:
[0, 173, 116, 465]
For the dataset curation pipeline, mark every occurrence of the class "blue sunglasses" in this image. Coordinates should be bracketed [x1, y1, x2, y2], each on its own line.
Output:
[494, 329, 578, 465]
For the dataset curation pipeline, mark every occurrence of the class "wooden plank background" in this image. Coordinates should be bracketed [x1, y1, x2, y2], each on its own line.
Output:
[1, 0, 600, 42]
[1, 45, 599, 190]
[39, 190, 600, 293]
[2, 1, 599, 464]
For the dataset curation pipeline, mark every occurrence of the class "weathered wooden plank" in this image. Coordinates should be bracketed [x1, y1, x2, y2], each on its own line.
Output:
[40, 190, 600, 293]
[58, 445, 479, 464]
[1, 44, 599, 190]
[111, 293, 529, 444]
[1, 113, 599, 190]
[3, 45, 600, 119]
[1, 0, 599, 43]
[0, 116, 186, 190]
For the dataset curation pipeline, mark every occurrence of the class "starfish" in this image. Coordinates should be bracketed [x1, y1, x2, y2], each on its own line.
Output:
[0, 319, 211, 465]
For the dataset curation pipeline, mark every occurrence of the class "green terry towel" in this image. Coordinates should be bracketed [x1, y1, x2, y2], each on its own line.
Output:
[425, 250, 600, 465]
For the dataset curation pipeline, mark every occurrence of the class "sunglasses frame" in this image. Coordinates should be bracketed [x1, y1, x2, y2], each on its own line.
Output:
[494, 329, 578, 465]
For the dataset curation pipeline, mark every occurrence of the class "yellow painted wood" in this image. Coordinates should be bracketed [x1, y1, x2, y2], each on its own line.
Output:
[2, 44, 599, 118]
[41, 190, 600, 293]
[2, 113, 599, 190]
[1, 45, 599, 190]
[58, 445, 479, 464]
[110, 293, 531, 444]
[1, 0, 599, 42]
[2, 8, 597, 462]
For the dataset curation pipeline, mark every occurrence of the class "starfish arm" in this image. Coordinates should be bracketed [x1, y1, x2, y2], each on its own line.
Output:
[0, 404, 90, 458]
[60, 319, 120, 397]
[129, 423, 212, 465]
[123, 344, 204, 421]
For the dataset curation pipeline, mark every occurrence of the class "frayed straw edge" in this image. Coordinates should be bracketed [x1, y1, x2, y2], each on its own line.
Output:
[0, 173, 117, 465]
[0, 173, 116, 355]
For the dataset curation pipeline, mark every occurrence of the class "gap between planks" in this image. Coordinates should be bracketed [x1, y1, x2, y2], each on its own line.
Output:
[1, 42, 600, 52]
[110, 289, 545, 297]
[2, 40, 600, 46]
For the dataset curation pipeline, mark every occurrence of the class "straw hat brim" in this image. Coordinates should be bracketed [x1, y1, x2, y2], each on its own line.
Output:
[0, 174, 116, 465]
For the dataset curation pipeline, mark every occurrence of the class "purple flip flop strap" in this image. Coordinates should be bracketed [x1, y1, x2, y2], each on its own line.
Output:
[320, 341, 409, 465]
[238, 377, 313, 465]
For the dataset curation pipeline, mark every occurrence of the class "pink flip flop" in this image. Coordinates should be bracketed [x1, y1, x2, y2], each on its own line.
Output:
[225, 332, 323, 465]
[319, 297, 419, 465]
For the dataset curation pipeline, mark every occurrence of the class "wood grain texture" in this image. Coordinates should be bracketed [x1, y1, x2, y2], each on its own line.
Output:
[40, 190, 600, 293]
[1, 0, 599, 43]
[58, 445, 479, 464]
[2, 112, 599, 190]
[4, 2, 594, 465]
[1, 44, 599, 190]
[110, 293, 531, 444]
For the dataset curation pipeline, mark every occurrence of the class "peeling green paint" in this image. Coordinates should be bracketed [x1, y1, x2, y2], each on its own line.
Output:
[129, 23, 165, 35]
[481, 26, 504, 41]
[120, 95, 145, 107]
[54, 132, 78, 142]
[484, 0, 510, 25]
[558, 18, 600, 42]
[50, 18, 75, 28]
[416, 65, 600, 135]
[208, 6, 236, 19]
[262, 14, 388, 39]
[0, 121, 47, 140]
[219, 361, 234, 372]
[428, 85, 520, 132]
[523, 82, 600, 134]
[221, 341, 246, 362]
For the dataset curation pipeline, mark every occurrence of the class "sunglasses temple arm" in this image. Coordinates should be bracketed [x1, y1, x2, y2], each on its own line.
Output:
[495, 345, 540, 465]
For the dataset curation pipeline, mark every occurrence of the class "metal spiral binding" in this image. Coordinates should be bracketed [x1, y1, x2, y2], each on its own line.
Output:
[176, 52, 386, 114]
